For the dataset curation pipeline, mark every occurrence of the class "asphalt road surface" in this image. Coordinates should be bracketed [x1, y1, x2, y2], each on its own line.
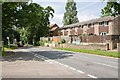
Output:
[2, 47, 119, 79]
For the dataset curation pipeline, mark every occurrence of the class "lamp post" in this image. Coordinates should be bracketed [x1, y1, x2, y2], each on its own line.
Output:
[33, 35, 35, 45]
[7, 37, 10, 48]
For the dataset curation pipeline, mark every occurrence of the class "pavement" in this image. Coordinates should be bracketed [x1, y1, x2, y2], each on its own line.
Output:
[2, 46, 119, 79]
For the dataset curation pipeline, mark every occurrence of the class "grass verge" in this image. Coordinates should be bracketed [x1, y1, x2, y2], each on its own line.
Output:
[56, 48, 119, 58]
[2, 45, 18, 56]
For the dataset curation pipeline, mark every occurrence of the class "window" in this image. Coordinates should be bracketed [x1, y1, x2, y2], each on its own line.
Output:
[100, 32, 107, 35]
[93, 23, 94, 27]
[99, 22, 104, 26]
[88, 24, 92, 28]
[81, 25, 84, 28]
[99, 21, 109, 26]
[104, 21, 109, 26]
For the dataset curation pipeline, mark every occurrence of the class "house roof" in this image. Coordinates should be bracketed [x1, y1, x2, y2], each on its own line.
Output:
[60, 16, 117, 29]
[49, 23, 59, 31]
[50, 23, 59, 28]
[50, 27, 58, 31]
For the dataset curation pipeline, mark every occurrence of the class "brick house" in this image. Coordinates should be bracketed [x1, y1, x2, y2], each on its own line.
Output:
[49, 24, 59, 37]
[59, 16, 120, 50]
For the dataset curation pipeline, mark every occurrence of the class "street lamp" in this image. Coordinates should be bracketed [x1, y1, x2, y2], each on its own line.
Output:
[7, 37, 10, 47]
[33, 35, 35, 45]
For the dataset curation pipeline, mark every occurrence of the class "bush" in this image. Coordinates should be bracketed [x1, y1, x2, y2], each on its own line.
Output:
[39, 40, 45, 46]
[60, 39, 66, 44]
[2, 47, 6, 56]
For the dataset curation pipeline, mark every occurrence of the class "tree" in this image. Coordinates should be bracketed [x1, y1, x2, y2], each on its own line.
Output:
[63, 0, 79, 25]
[101, 0, 120, 17]
[21, 3, 54, 45]
[2, 2, 54, 45]
[2, 2, 25, 44]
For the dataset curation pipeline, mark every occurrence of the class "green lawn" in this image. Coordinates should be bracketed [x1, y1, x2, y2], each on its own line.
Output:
[1, 45, 18, 56]
[56, 48, 119, 58]
[4, 45, 18, 50]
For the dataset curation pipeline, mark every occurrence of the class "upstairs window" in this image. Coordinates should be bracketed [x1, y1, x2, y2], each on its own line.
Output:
[104, 21, 109, 26]
[100, 32, 107, 35]
[88, 24, 92, 28]
[99, 21, 109, 26]
[81, 25, 84, 28]
[99, 22, 104, 26]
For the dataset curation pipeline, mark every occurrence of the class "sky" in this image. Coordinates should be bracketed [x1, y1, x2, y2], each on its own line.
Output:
[33, 0, 106, 27]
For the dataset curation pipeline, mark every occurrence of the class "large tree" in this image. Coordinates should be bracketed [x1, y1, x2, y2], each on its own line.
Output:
[63, 0, 79, 25]
[101, 0, 120, 16]
[2, 2, 26, 44]
[2, 2, 54, 45]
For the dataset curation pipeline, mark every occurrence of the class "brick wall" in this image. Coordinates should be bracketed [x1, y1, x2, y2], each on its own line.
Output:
[112, 16, 120, 35]
[80, 35, 107, 43]
[58, 44, 106, 50]
[117, 43, 120, 53]
[77, 28, 83, 34]
[99, 26, 109, 33]
[87, 27, 94, 34]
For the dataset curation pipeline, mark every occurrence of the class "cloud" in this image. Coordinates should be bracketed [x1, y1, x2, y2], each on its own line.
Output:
[33, 1, 106, 27]
[78, 15, 98, 22]
[33, 0, 105, 3]
[50, 13, 64, 27]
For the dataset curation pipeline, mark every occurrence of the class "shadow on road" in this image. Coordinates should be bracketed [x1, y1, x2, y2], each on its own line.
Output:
[2, 50, 74, 62]
[33, 51, 74, 60]
[2, 51, 44, 62]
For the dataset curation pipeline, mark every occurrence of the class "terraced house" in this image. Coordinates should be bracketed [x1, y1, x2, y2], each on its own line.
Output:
[60, 16, 120, 50]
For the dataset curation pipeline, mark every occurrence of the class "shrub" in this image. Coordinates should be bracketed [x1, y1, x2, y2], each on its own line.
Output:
[39, 40, 45, 46]
[60, 39, 66, 44]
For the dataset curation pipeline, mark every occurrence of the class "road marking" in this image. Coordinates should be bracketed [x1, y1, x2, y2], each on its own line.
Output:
[87, 74, 97, 78]
[58, 63, 64, 65]
[92, 61, 118, 69]
[77, 70, 85, 74]
[64, 65, 69, 68]
[69, 67, 76, 70]
[45, 60, 53, 64]
[71, 57, 118, 69]
[25, 50, 97, 78]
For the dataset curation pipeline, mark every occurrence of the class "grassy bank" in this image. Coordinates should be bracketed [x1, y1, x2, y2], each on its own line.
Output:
[4, 45, 18, 50]
[2, 45, 18, 56]
[56, 48, 119, 58]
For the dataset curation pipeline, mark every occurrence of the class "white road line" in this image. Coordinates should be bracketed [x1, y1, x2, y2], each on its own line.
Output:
[69, 67, 76, 70]
[71, 57, 118, 69]
[27, 50, 97, 78]
[64, 65, 69, 68]
[77, 70, 85, 74]
[45, 60, 53, 64]
[92, 61, 118, 69]
[87, 74, 97, 78]
[58, 63, 64, 65]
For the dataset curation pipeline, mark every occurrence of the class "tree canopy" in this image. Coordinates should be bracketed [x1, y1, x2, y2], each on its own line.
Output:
[2, 2, 54, 45]
[63, 0, 79, 25]
[101, 0, 120, 16]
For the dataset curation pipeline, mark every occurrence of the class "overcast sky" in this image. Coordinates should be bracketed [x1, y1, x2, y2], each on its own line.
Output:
[33, 0, 106, 27]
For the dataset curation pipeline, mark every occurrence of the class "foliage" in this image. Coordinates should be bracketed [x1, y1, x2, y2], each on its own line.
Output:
[60, 39, 66, 44]
[63, 0, 79, 25]
[39, 41, 44, 46]
[19, 27, 29, 44]
[39, 40, 47, 46]
[2, 2, 28, 44]
[2, 2, 54, 45]
[101, 0, 120, 16]
[1, 45, 18, 56]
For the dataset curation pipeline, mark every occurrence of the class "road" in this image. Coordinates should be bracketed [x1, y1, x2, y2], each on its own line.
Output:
[2, 47, 119, 79]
